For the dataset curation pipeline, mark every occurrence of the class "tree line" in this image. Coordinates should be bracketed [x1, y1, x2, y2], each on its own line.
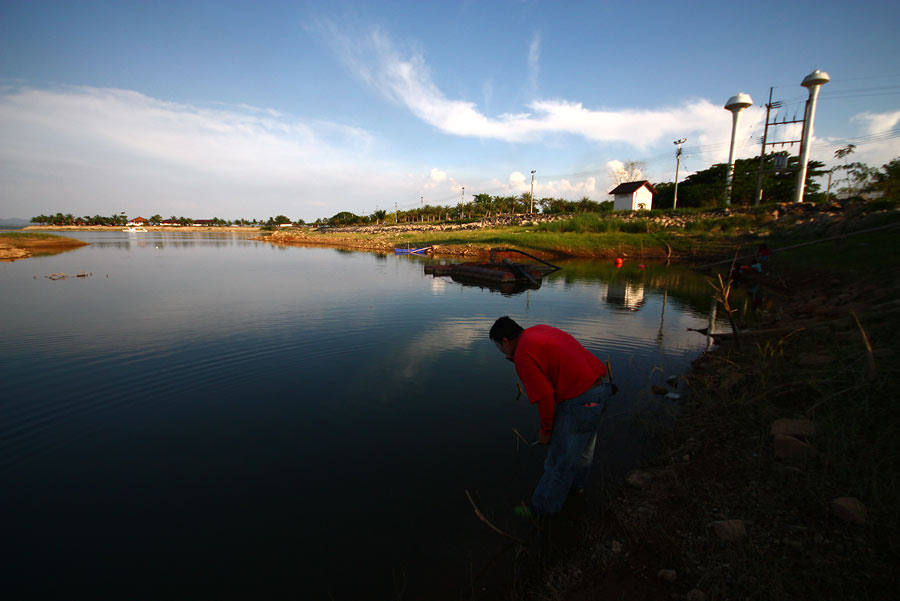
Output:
[31, 152, 898, 228]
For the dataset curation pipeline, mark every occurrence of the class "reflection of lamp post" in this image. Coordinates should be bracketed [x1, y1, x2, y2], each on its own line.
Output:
[530, 170, 536, 214]
[794, 69, 830, 203]
[673, 138, 686, 209]
[724, 93, 753, 206]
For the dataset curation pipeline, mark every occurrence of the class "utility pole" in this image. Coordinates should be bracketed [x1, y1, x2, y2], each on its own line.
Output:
[461, 186, 465, 220]
[530, 170, 536, 214]
[673, 139, 686, 209]
[754, 86, 805, 205]
[395, 201, 398, 224]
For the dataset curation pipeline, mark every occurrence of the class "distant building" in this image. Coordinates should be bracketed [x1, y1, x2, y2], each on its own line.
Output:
[609, 181, 657, 211]
[126, 216, 150, 226]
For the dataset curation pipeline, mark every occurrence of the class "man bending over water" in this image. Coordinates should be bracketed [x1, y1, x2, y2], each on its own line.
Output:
[489, 316, 618, 516]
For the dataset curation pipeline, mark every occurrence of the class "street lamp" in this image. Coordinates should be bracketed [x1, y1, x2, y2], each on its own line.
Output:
[724, 93, 753, 205]
[673, 138, 686, 209]
[794, 69, 830, 203]
[530, 170, 536, 214]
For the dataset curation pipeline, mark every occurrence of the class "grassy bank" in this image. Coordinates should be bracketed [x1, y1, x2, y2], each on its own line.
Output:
[508, 229, 900, 600]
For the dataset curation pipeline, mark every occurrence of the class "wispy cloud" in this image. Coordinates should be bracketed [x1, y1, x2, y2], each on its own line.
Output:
[527, 32, 541, 95]
[329, 26, 745, 151]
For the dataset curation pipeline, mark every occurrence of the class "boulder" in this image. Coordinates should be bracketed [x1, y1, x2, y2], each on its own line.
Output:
[657, 569, 677, 582]
[831, 497, 867, 524]
[626, 471, 651, 488]
[770, 418, 816, 438]
[713, 519, 747, 541]
[774, 434, 818, 460]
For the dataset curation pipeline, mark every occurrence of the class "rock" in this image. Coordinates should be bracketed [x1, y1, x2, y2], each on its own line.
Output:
[611, 540, 623, 555]
[665, 392, 682, 400]
[713, 519, 747, 541]
[774, 434, 817, 460]
[685, 590, 708, 601]
[831, 497, 867, 524]
[626, 471, 651, 488]
[797, 353, 832, 366]
[770, 418, 816, 438]
[657, 569, 677, 582]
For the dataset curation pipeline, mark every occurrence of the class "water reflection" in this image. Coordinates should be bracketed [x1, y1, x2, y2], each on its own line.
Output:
[0, 233, 733, 599]
[606, 280, 646, 311]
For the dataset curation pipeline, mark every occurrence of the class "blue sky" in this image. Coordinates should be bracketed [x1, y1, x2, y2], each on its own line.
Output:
[2, 0, 899, 222]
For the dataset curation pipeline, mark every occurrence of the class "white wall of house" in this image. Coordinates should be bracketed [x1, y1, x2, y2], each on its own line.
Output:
[613, 186, 653, 211]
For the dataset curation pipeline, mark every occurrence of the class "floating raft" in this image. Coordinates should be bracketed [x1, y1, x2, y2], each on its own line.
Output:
[425, 261, 546, 284]
[423, 248, 561, 291]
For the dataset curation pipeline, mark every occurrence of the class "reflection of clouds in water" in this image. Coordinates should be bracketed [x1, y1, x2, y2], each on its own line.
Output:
[429, 276, 448, 293]
[605, 281, 646, 312]
[398, 317, 494, 380]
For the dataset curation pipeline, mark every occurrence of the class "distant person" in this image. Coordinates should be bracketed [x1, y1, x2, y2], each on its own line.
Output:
[489, 316, 618, 516]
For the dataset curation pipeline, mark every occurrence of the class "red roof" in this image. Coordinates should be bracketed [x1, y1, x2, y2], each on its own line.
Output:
[608, 180, 658, 195]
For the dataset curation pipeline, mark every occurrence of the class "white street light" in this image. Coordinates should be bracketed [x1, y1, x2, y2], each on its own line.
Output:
[724, 93, 753, 206]
[530, 170, 536, 214]
[794, 69, 830, 203]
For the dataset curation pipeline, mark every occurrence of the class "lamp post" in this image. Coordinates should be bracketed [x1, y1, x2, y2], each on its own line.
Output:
[724, 93, 753, 206]
[529, 170, 536, 214]
[673, 138, 686, 209]
[794, 69, 830, 203]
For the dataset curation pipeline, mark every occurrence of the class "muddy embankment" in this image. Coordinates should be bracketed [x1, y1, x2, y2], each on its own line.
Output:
[0, 235, 89, 262]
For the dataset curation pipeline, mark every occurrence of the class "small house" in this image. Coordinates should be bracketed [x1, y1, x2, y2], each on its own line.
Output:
[609, 181, 657, 211]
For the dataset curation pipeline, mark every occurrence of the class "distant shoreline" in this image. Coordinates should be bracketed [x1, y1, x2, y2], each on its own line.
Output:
[23, 225, 263, 232]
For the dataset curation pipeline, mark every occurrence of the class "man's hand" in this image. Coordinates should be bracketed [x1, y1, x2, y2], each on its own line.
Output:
[539, 431, 551, 445]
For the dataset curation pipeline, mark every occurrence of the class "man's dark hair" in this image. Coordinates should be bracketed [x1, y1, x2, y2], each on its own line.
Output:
[489, 316, 524, 341]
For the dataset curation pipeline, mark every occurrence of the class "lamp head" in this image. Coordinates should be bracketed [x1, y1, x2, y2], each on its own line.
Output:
[802, 69, 830, 88]
[725, 93, 753, 112]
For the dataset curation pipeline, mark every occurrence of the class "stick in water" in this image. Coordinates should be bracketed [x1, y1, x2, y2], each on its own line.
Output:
[464, 490, 525, 544]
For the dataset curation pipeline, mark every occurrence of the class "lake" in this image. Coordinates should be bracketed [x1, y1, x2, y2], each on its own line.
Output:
[0, 231, 725, 598]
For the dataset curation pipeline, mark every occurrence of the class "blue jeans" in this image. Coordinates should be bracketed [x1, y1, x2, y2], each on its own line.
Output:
[531, 383, 616, 516]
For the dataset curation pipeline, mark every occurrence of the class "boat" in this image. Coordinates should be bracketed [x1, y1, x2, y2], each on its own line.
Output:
[122, 226, 148, 232]
[394, 245, 432, 255]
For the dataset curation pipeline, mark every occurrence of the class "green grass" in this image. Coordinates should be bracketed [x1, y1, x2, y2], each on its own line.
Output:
[0, 231, 67, 241]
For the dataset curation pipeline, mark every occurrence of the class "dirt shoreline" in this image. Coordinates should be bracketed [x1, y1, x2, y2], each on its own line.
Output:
[0, 235, 89, 262]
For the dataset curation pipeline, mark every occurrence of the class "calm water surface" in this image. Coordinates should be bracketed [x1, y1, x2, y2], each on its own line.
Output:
[1, 231, 724, 598]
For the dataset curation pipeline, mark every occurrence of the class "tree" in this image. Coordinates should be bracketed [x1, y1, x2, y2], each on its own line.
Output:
[150, 214, 162, 225]
[609, 160, 647, 185]
[329, 211, 360, 226]
[868, 157, 900, 201]
[274, 215, 291, 225]
[652, 155, 825, 208]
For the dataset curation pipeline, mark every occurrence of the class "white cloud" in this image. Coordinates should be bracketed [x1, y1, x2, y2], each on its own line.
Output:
[331, 27, 756, 151]
[854, 110, 900, 134]
[0, 85, 404, 220]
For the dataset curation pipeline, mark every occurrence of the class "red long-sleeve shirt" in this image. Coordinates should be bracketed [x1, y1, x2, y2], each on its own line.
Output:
[513, 325, 607, 435]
